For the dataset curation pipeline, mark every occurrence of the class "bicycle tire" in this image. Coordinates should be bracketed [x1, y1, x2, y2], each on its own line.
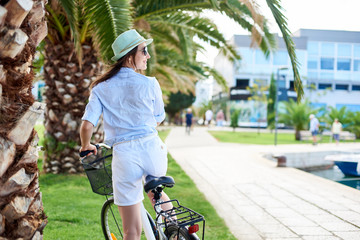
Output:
[101, 197, 157, 240]
[101, 197, 124, 240]
[165, 225, 192, 240]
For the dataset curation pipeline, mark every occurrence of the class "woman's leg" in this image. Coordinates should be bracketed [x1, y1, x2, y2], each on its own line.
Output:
[118, 203, 142, 240]
[147, 191, 172, 210]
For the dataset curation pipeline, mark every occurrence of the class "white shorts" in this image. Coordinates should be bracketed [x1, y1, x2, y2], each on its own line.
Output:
[112, 134, 168, 206]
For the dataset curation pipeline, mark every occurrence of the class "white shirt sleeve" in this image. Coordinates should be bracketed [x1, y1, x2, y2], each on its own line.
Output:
[81, 90, 103, 127]
[152, 78, 165, 123]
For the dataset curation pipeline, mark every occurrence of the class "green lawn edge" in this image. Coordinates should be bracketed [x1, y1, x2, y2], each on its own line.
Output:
[209, 130, 360, 145]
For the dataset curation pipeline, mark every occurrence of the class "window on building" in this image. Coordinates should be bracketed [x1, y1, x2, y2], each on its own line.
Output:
[289, 81, 295, 91]
[318, 83, 332, 90]
[354, 60, 360, 71]
[337, 44, 351, 57]
[320, 72, 334, 80]
[354, 45, 360, 58]
[337, 58, 351, 71]
[239, 48, 253, 64]
[273, 51, 288, 65]
[336, 104, 360, 112]
[352, 85, 360, 91]
[278, 79, 286, 89]
[255, 50, 270, 64]
[253, 79, 267, 88]
[335, 84, 348, 90]
[321, 58, 334, 70]
[308, 71, 318, 79]
[321, 43, 335, 56]
[296, 50, 306, 75]
[306, 82, 316, 90]
[307, 56, 318, 69]
[236, 79, 249, 89]
[307, 42, 319, 55]
[335, 72, 350, 80]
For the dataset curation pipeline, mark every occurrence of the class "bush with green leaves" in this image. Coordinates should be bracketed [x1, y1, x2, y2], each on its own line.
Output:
[279, 99, 319, 140]
[230, 109, 240, 130]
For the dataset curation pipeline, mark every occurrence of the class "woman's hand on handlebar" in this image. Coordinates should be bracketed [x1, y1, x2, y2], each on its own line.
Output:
[79, 144, 98, 157]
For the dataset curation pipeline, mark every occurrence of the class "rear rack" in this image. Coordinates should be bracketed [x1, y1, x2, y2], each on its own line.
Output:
[155, 199, 205, 239]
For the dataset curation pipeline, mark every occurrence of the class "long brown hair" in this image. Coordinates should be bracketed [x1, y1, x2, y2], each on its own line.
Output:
[90, 46, 139, 89]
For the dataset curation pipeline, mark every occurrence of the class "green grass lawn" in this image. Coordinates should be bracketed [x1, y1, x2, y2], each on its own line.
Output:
[209, 130, 360, 145]
[38, 128, 236, 240]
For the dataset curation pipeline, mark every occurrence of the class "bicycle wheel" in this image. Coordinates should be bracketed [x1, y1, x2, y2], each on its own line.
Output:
[101, 197, 124, 240]
[165, 225, 192, 240]
[101, 197, 157, 240]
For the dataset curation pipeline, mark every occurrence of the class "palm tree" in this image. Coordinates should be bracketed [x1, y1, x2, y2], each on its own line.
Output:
[323, 106, 352, 130]
[347, 111, 360, 139]
[42, 0, 132, 174]
[0, 0, 48, 238]
[279, 99, 317, 140]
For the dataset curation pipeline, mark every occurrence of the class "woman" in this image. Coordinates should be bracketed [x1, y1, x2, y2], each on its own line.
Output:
[80, 29, 171, 240]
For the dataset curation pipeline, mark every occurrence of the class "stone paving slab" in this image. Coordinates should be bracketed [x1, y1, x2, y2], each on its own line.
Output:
[165, 127, 360, 240]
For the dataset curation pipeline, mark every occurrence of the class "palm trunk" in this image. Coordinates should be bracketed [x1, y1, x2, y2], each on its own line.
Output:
[295, 129, 301, 141]
[0, 0, 47, 239]
[43, 39, 103, 174]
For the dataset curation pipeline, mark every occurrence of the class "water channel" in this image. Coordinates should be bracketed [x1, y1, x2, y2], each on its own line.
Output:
[267, 150, 360, 191]
[308, 165, 360, 190]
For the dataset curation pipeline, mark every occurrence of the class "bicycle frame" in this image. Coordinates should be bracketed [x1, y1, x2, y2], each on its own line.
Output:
[81, 143, 205, 240]
[140, 203, 157, 240]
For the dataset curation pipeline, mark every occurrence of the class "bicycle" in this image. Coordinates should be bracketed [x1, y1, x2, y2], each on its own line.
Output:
[80, 143, 205, 240]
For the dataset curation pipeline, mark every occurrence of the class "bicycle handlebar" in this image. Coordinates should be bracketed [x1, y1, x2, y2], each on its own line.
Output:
[79, 143, 112, 157]
[79, 144, 99, 157]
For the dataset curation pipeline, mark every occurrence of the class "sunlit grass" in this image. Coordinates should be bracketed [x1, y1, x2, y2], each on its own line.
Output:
[209, 130, 359, 145]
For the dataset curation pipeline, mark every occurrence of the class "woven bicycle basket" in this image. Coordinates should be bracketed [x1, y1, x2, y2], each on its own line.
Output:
[81, 146, 113, 195]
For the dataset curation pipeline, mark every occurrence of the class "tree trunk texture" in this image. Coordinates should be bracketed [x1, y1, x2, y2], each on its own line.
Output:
[43, 40, 104, 174]
[0, 0, 47, 239]
[295, 129, 301, 141]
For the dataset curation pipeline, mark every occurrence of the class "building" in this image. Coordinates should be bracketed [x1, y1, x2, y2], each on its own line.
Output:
[193, 78, 213, 107]
[213, 29, 360, 127]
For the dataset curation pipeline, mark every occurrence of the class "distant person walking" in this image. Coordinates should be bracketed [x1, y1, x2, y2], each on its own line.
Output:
[332, 118, 342, 145]
[216, 109, 225, 127]
[309, 114, 320, 145]
[185, 108, 193, 135]
[205, 109, 213, 127]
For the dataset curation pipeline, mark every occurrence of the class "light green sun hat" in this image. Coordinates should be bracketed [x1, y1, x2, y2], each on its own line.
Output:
[111, 29, 153, 62]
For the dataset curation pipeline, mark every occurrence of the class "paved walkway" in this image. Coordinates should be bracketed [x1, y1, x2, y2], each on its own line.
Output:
[165, 126, 360, 240]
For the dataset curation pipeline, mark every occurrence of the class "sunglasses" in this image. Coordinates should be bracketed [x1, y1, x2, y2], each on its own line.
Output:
[140, 47, 148, 56]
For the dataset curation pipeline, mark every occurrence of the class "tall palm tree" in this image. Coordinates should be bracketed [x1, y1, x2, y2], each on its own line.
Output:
[0, 0, 48, 238]
[42, 0, 132, 174]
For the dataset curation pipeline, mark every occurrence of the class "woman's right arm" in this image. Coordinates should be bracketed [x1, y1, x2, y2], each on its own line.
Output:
[80, 120, 97, 155]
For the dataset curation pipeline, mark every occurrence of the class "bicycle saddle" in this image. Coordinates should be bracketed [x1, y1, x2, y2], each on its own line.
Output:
[144, 176, 175, 193]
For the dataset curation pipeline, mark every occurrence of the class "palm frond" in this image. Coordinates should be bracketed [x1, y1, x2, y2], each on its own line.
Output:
[133, 0, 207, 19]
[45, 5, 67, 41]
[84, 0, 132, 63]
[219, 0, 277, 57]
[266, 0, 304, 101]
[58, 0, 81, 56]
[148, 12, 240, 61]
[204, 66, 228, 91]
